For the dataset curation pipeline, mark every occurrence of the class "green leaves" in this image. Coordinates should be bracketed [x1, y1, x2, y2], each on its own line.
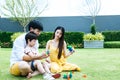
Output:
[83, 32, 104, 41]
[2, 0, 48, 32]
[11, 32, 24, 42]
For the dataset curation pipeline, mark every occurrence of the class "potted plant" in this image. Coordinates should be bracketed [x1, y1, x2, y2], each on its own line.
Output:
[83, 32, 105, 48]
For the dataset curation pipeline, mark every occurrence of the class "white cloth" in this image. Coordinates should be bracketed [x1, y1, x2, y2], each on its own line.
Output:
[24, 45, 39, 56]
[10, 33, 39, 67]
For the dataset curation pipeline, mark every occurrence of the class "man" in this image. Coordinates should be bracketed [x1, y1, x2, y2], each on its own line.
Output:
[10, 20, 55, 80]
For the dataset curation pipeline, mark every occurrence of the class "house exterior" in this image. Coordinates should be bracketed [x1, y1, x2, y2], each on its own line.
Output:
[0, 15, 120, 32]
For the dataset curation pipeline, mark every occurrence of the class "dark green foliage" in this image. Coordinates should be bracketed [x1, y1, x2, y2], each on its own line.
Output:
[0, 31, 13, 48]
[38, 32, 84, 48]
[102, 31, 120, 48]
[38, 32, 53, 48]
[0, 31, 84, 48]
[104, 41, 120, 48]
[65, 32, 84, 44]
[90, 24, 96, 35]
[65, 32, 84, 48]
[0, 32, 13, 42]
[0, 42, 12, 48]
[102, 31, 120, 41]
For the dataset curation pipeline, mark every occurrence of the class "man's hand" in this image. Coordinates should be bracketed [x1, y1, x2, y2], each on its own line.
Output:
[23, 51, 49, 61]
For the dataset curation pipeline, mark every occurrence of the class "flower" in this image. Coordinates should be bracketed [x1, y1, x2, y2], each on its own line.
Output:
[83, 32, 104, 41]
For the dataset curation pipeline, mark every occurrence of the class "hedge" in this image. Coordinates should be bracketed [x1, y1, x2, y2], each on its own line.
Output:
[104, 41, 120, 48]
[38, 32, 84, 48]
[0, 31, 13, 42]
[102, 31, 120, 41]
[0, 31, 84, 48]
[0, 32, 13, 48]
[102, 31, 120, 48]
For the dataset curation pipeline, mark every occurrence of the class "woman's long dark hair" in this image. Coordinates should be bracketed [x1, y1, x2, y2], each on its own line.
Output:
[52, 26, 65, 59]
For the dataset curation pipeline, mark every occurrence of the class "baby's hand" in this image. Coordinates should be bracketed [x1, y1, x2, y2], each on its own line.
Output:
[40, 52, 49, 58]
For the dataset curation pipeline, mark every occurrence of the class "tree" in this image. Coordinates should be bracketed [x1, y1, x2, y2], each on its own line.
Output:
[75, 0, 101, 33]
[90, 23, 96, 34]
[1, 0, 48, 32]
[77, 0, 101, 24]
[85, 0, 101, 24]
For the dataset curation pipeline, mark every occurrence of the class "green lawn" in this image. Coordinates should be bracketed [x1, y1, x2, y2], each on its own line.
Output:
[0, 48, 120, 80]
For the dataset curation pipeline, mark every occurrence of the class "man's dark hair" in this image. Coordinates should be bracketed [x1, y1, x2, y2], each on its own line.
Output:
[25, 32, 38, 44]
[28, 20, 43, 31]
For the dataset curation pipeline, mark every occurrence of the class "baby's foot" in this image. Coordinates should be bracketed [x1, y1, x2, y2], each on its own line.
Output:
[27, 73, 32, 79]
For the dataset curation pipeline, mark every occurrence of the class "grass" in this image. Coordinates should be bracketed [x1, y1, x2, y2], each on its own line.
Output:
[0, 48, 120, 80]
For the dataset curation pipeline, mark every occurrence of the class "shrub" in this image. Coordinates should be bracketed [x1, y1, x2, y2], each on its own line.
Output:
[0, 31, 84, 48]
[104, 41, 120, 48]
[38, 32, 53, 48]
[0, 42, 12, 48]
[90, 24, 96, 35]
[11, 32, 24, 42]
[102, 31, 120, 41]
[0, 31, 13, 48]
[0, 31, 13, 42]
[39, 32, 84, 48]
[83, 32, 104, 41]
[65, 32, 84, 44]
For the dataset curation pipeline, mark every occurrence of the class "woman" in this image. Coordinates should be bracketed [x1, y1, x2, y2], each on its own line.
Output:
[46, 26, 80, 73]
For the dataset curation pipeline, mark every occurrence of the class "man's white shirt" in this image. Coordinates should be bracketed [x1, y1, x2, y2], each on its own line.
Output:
[10, 33, 39, 67]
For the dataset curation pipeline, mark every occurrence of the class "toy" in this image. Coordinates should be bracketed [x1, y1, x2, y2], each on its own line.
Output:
[52, 73, 61, 79]
[46, 50, 50, 55]
[82, 74, 87, 78]
[67, 46, 75, 52]
[63, 72, 72, 80]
